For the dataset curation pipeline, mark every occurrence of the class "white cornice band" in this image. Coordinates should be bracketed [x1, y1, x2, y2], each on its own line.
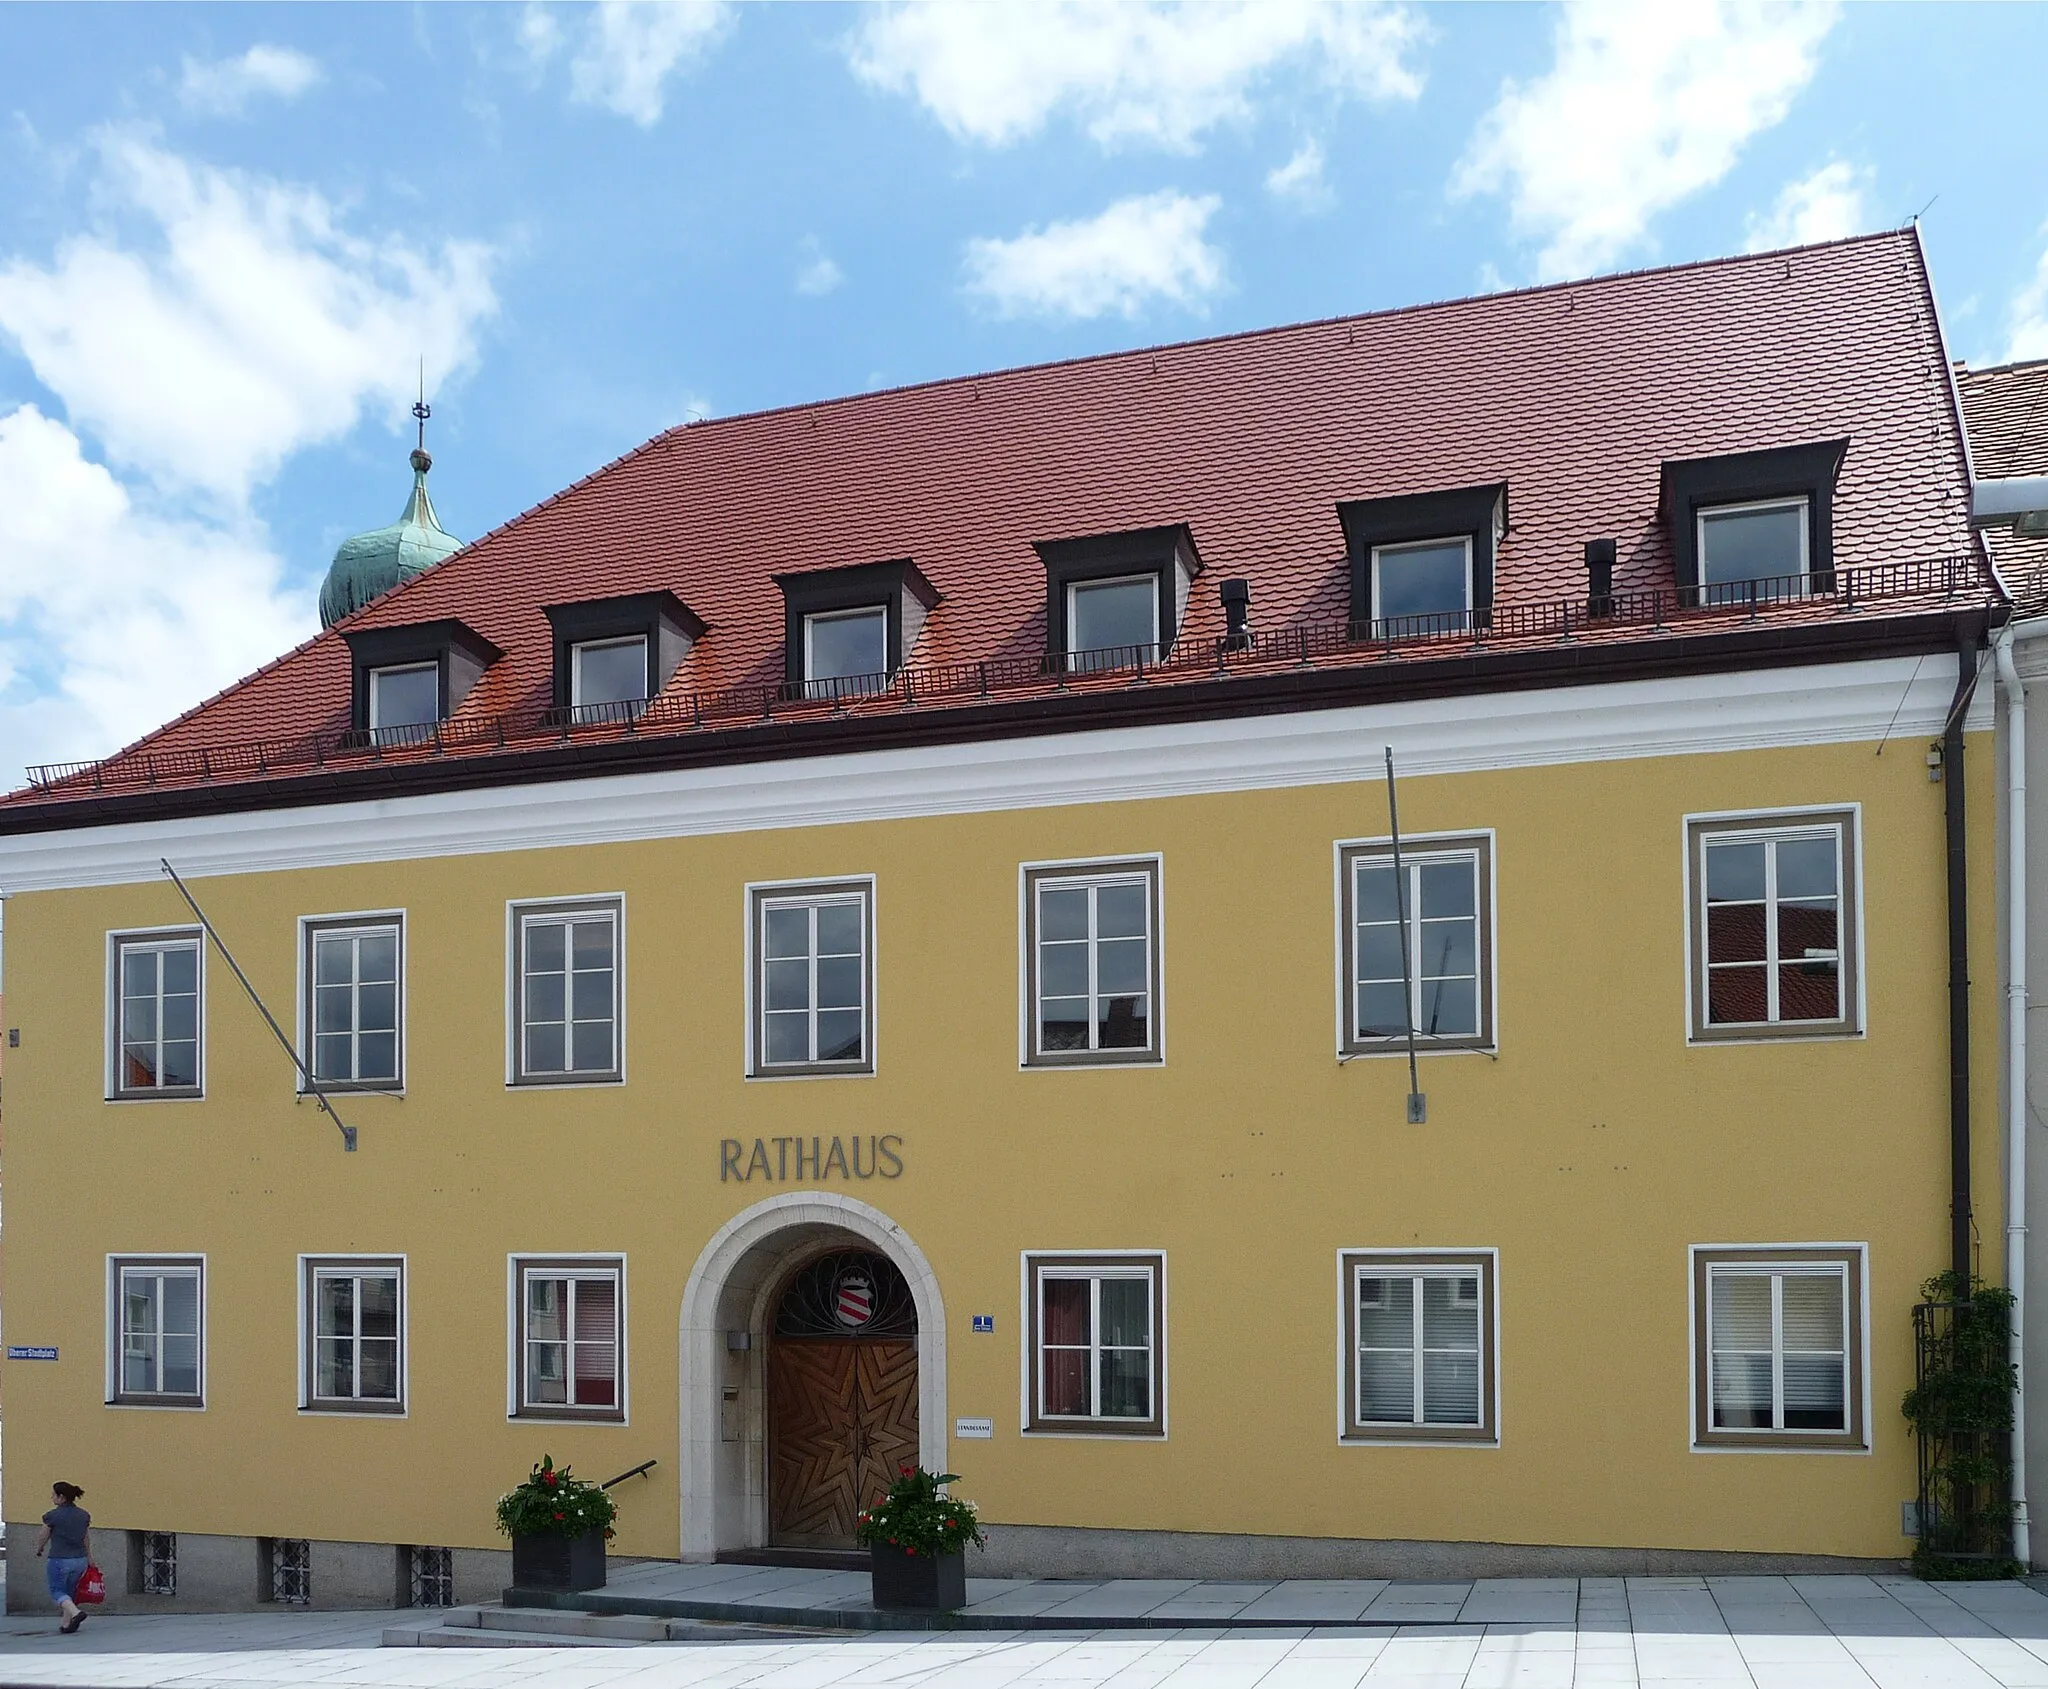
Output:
[0, 656, 1993, 895]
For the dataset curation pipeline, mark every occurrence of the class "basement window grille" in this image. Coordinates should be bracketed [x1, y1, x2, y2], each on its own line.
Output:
[141, 1531, 177, 1596]
[409, 1546, 454, 1608]
[267, 1538, 311, 1606]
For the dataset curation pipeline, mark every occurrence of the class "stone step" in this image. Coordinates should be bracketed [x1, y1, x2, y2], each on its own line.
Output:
[384, 1626, 641, 1649]
[481, 1608, 673, 1641]
[380, 1604, 823, 1649]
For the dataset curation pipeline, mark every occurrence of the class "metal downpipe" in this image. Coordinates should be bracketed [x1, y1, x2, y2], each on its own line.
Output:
[1997, 628, 2032, 1567]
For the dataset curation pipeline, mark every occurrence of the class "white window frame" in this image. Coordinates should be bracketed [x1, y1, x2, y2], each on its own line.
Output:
[367, 662, 440, 733]
[1337, 1249, 1499, 1446]
[1020, 1251, 1166, 1437]
[1065, 574, 1160, 663]
[803, 606, 891, 687]
[506, 895, 626, 1087]
[1334, 832, 1497, 1058]
[1019, 856, 1164, 1069]
[106, 1254, 206, 1409]
[1684, 806, 1862, 1044]
[299, 1255, 407, 1415]
[569, 635, 651, 710]
[1369, 534, 1473, 626]
[1689, 1243, 1869, 1453]
[1696, 495, 1811, 591]
[744, 876, 877, 1079]
[508, 1254, 628, 1423]
[298, 912, 405, 1094]
[107, 927, 205, 1101]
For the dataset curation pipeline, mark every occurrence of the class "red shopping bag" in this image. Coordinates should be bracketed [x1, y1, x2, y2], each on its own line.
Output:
[73, 1564, 105, 1605]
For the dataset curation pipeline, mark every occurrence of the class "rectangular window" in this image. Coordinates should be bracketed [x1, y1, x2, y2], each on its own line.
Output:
[1024, 860, 1162, 1067]
[804, 607, 890, 694]
[1698, 497, 1809, 600]
[111, 932, 203, 1099]
[1340, 837, 1492, 1054]
[1025, 1254, 1164, 1435]
[303, 918, 402, 1090]
[1692, 1247, 1864, 1449]
[750, 881, 874, 1076]
[1341, 1253, 1496, 1442]
[1371, 536, 1472, 629]
[514, 1258, 625, 1420]
[304, 1258, 404, 1412]
[511, 899, 623, 1084]
[408, 1546, 455, 1608]
[110, 1257, 203, 1406]
[571, 636, 649, 712]
[265, 1538, 311, 1606]
[368, 662, 439, 737]
[1066, 575, 1159, 670]
[137, 1532, 177, 1597]
[1689, 811, 1858, 1040]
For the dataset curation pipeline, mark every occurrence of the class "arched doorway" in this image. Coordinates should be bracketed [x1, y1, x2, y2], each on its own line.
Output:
[677, 1193, 947, 1562]
[766, 1249, 919, 1547]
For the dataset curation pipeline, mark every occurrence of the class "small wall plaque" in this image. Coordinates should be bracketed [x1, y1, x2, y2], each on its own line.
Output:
[954, 1416, 994, 1439]
[972, 1314, 994, 1333]
[7, 1346, 57, 1361]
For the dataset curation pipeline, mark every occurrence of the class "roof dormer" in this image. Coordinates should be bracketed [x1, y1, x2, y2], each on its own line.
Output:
[543, 592, 706, 720]
[1033, 524, 1201, 672]
[773, 559, 940, 696]
[341, 619, 502, 743]
[1338, 484, 1506, 635]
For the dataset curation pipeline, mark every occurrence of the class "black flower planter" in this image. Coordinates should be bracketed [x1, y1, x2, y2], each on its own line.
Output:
[512, 1528, 607, 1592]
[869, 1543, 966, 1612]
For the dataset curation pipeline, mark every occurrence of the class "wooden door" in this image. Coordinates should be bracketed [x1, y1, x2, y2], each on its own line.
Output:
[767, 1338, 919, 1548]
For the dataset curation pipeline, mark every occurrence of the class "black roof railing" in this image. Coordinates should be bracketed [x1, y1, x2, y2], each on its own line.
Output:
[19, 554, 2000, 798]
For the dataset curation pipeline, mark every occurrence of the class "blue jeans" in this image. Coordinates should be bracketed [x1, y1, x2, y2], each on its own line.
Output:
[46, 1556, 87, 1607]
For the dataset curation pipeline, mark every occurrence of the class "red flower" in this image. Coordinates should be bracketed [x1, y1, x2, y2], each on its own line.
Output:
[901, 1464, 914, 1476]
[553, 1511, 564, 1520]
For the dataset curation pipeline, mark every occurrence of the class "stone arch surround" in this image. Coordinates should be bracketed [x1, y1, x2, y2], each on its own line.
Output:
[677, 1191, 947, 1560]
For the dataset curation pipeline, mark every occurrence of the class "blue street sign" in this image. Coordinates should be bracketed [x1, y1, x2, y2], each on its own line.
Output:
[7, 1346, 57, 1361]
[972, 1315, 994, 1333]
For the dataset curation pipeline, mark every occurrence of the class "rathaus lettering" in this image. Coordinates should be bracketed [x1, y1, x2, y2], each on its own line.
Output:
[720, 1135, 903, 1183]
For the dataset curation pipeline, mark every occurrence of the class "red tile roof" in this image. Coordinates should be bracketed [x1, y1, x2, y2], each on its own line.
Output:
[6, 230, 1994, 818]
[1957, 358, 2048, 604]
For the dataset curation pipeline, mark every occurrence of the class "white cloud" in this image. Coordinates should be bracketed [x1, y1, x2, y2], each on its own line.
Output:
[1744, 160, 1871, 252]
[795, 237, 844, 297]
[1266, 138, 1333, 211]
[178, 45, 323, 117]
[547, 1, 733, 126]
[0, 405, 312, 791]
[2012, 232, 2048, 363]
[0, 136, 499, 788]
[1452, 1, 1840, 282]
[963, 190, 1225, 320]
[849, 1, 1422, 153]
[0, 132, 498, 504]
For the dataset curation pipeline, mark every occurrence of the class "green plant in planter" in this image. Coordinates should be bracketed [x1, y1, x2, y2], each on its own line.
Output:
[495, 1455, 619, 1541]
[855, 1465, 986, 1557]
[1901, 1273, 2020, 1580]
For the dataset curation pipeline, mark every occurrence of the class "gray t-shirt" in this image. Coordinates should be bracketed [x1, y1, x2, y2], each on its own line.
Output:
[42, 1503, 89, 1560]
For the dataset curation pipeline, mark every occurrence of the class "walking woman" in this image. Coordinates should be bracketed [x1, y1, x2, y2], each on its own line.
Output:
[34, 1482, 91, 1632]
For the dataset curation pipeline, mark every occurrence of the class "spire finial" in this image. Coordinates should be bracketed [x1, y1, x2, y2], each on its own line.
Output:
[411, 359, 432, 474]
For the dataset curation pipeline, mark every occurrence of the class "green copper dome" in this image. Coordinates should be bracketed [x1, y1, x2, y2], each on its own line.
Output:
[319, 448, 463, 629]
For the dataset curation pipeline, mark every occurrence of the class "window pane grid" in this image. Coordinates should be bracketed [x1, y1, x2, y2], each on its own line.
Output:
[118, 1266, 201, 1399]
[519, 911, 617, 1078]
[1355, 1268, 1482, 1429]
[522, 1269, 621, 1413]
[759, 893, 866, 1068]
[1708, 1265, 1848, 1434]
[310, 926, 399, 1085]
[311, 1269, 401, 1404]
[118, 937, 200, 1093]
[1036, 876, 1151, 1055]
[1703, 828, 1842, 1027]
[1352, 853, 1480, 1043]
[1038, 1271, 1153, 1421]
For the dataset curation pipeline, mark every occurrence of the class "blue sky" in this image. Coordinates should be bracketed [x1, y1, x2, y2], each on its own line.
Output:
[2, 1, 2046, 795]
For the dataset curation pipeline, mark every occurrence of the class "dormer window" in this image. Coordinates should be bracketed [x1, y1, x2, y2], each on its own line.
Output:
[571, 636, 651, 711]
[367, 663, 439, 737]
[804, 606, 889, 692]
[1697, 497, 1809, 602]
[343, 619, 502, 743]
[1338, 484, 1505, 637]
[1662, 441, 1846, 606]
[1034, 525, 1201, 674]
[773, 560, 940, 698]
[544, 593, 704, 722]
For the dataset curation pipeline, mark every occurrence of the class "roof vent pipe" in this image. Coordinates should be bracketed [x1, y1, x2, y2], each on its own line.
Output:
[1221, 578, 1252, 651]
[1585, 540, 1616, 619]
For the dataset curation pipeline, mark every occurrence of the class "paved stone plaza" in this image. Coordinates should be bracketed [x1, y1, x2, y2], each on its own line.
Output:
[4, 1575, 2048, 1687]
